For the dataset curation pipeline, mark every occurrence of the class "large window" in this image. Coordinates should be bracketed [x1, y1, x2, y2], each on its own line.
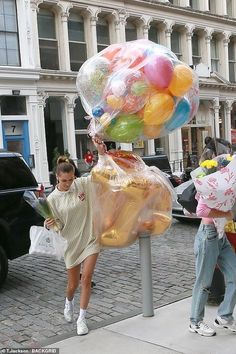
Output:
[0, 96, 26, 115]
[37, 8, 59, 70]
[148, 26, 159, 44]
[229, 40, 236, 82]
[0, 0, 20, 66]
[211, 36, 219, 72]
[171, 30, 182, 59]
[192, 33, 201, 66]
[68, 13, 87, 71]
[97, 17, 110, 53]
[125, 20, 137, 42]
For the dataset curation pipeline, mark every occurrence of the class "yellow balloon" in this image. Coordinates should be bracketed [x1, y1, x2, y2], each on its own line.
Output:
[150, 213, 172, 236]
[143, 124, 162, 139]
[100, 185, 146, 247]
[168, 65, 194, 97]
[106, 95, 124, 110]
[100, 112, 111, 128]
[143, 93, 175, 126]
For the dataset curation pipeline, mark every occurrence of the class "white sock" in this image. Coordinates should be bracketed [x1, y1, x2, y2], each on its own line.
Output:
[66, 297, 74, 306]
[78, 308, 87, 320]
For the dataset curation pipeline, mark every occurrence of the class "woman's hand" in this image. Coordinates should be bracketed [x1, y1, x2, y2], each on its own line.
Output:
[92, 136, 107, 155]
[45, 218, 56, 230]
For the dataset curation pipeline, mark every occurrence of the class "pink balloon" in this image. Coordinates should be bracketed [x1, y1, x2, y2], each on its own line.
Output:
[144, 54, 174, 89]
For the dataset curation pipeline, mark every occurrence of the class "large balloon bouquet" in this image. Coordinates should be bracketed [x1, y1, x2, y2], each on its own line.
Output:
[76, 39, 199, 247]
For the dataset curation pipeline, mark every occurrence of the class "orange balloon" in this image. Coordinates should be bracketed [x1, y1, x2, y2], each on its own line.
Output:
[143, 124, 162, 139]
[107, 150, 144, 171]
[144, 93, 175, 126]
[151, 213, 172, 236]
[168, 65, 194, 97]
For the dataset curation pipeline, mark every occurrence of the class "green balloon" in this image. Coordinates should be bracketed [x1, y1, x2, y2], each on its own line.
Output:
[105, 114, 143, 142]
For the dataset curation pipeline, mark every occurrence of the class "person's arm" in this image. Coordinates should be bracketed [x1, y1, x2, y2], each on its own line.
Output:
[196, 198, 233, 219]
[92, 136, 107, 156]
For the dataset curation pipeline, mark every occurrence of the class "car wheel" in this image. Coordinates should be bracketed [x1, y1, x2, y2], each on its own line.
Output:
[0, 245, 8, 288]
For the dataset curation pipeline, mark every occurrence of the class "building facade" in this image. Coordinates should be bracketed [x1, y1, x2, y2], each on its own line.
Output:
[0, 0, 236, 185]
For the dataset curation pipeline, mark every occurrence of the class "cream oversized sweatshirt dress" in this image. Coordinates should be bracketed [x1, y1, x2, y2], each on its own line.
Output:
[47, 176, 100, 269]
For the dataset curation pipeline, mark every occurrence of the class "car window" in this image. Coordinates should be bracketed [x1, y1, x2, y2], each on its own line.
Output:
[0, 156, 37, 190]
[142, 155, 172, 173]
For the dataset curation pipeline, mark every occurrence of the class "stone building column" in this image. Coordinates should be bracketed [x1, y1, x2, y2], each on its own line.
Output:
[180, 0, 190, 6]
[199, 0, 209, 11]
[221, 0, 228, 16]
[59, 11, 71, 71]
[85, 6, 101, 57]
[64, 99, 77, 160]
[212, 98, 220, 138]
[223, 33, 230, 81]
[185, 26, 193, 66]
[168, 129, 183, 171]
[205, 34, 212, 72]
[30, 0, 41, 68]
[224, 100, 233, 142]
[165, 28, 172, 49]
[28, 93, 50, 185]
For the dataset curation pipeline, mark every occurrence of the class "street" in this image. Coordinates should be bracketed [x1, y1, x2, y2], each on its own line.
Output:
[0, 220, 198, 348]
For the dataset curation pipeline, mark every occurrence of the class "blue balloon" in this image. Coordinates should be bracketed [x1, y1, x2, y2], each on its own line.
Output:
[165, 98, 191, 132]
[92, 106, 104, 118]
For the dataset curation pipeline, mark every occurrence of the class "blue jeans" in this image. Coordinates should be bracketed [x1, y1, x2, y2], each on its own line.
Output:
[190, 223, 236, 324]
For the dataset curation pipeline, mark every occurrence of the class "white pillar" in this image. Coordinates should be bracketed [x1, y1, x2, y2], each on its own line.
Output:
[59, 12, 71, 71]
[28, 94, 50, 185]
[186, 29, 193, 66]
[199, 0, 209, 11]
[181, 0, 190, 7]
[165, 28, 172, 49]
[224, 100, 233, 142]
[85, 6, 101, 57]
[65, 101, 77, 160]
[120, 143, 133, 150]
[221, 0, 228, 16]
[212, 98, 220, 138]
[205, 34, 212, 72]
[118, 10, 127, 43]
[223, 34, 230, 81]
[147, 140, 155, 155]
[90, 16, 98, 55]
[142, 24, 150, 40]
[168, 129, 183, 171]
[29, 1, 41, 68]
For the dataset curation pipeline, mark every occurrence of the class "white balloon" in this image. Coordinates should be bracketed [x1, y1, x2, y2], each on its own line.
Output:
[111, 80, 126, 97]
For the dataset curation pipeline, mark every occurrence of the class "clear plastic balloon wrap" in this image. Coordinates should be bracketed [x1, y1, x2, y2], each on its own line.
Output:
[76, 39, 199, 143]
[91, 150, 175, 248]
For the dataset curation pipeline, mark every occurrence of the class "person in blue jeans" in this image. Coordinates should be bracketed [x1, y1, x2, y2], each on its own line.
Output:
[189, 197, 236, 336]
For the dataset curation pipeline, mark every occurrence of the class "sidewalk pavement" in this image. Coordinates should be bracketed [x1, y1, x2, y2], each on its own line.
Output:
[45, 297, 236, 354]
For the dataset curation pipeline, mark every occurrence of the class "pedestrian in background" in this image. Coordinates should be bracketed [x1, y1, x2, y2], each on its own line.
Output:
[189, 149, 236, 337]
[45, 137, 106, 336]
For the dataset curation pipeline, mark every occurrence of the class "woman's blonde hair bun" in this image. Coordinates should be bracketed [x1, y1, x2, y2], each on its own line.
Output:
[57, 155, 70, 164]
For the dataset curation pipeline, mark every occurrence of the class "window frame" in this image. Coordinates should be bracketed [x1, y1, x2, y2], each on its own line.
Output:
[68, 12, 87, 71]
[37, 8, 59, 70]
[0, 0, 20, 66]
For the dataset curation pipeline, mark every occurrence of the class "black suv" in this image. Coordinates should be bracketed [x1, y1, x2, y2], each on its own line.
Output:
[0, 151, 43, 287]
[142, 155, 181, 187]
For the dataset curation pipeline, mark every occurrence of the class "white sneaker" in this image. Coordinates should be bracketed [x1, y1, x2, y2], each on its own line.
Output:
[189, 321, 216, 337]
[64, 299, 74, 323]
[214, 316, 236, 332]
[77, 318, 89, 336]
